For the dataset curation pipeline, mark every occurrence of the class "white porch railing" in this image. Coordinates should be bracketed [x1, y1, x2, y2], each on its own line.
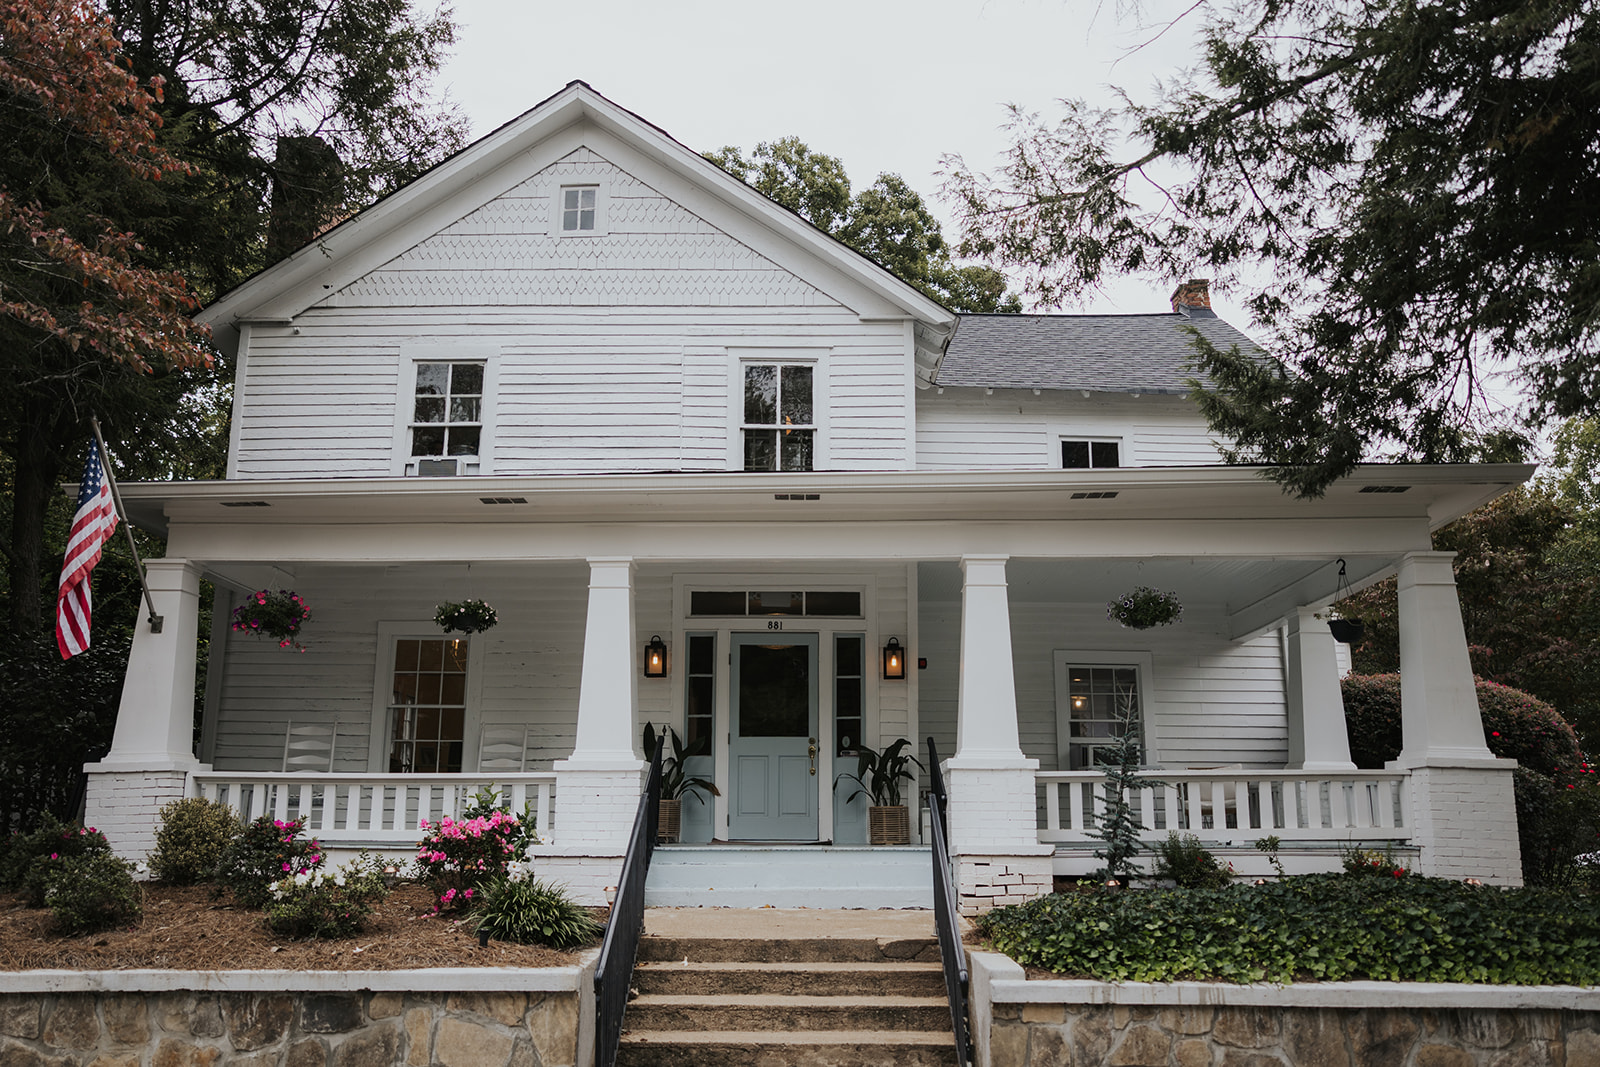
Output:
[1037, 770, 1411, 844]
[192, 772, 557, 846]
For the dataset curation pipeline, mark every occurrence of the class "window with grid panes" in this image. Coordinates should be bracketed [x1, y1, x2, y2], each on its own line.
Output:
[834, 635, 863, 756]
[1061, 439, 1120, 469]
[684, 634, 715, 750]
[411, 362, 483, 458]
[1065, 665, 1141, 769]
[560, 186, 596, 232]
[388, 638, 468, 773]
[742, 363, 814, 471]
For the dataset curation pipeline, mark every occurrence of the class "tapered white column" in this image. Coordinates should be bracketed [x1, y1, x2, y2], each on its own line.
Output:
[1284, 607, 1355, 771]
[537, 557, 647, 902]
[1392, 551, 1520, 883]
[945, 555, 1051, 913]
[86, 558, 204, 861]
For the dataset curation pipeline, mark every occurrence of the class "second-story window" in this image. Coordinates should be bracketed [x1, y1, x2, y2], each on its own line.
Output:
[743, 363, 814, 471]
[412, 361, 483, 458]
[1062, 438, 1120, 469]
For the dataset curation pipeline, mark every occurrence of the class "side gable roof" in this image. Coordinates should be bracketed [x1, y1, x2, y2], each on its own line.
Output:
[199, 81, 957, 375]
[936, 311, 1262, 395]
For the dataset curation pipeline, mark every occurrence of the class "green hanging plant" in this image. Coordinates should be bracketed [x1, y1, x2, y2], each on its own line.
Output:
[1106, 586, 1183, 629]
[435, 599, 498, 634]
[232, 590, 311, 650]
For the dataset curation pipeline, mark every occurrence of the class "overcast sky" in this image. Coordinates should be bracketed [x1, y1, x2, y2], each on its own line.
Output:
[434, 0, 1240, 320]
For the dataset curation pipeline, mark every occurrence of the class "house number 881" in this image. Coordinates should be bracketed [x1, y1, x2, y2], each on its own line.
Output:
[768, 620, 783, 630]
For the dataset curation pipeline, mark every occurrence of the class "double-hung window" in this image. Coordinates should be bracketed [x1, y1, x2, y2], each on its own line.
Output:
[411, 361, 483, 460]
[743, 363, 814, 471]
[387, 638, 468, 773]
[1053, 652, 1153, 771]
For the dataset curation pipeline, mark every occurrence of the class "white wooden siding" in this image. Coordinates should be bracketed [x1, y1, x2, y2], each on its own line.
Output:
[918, 599, 1288, 773]
[231, 148, 915, 478]
[916, 389, 1226, 470]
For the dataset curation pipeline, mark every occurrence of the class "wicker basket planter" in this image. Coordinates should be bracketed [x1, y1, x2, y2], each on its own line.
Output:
[868, 805, 910, 846]
[657, 799, 682, 843]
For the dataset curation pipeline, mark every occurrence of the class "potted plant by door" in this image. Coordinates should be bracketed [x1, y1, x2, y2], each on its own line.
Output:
[642, 723, 720, 843]
[839, 738, 923, 845]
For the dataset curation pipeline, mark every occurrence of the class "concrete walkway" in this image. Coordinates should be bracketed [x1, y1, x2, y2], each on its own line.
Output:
[642, 907, 937, 941]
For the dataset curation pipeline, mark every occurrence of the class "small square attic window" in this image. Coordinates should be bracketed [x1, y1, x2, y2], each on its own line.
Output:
[561, 186, 596, 232]
[1063, 439, 1120, 469]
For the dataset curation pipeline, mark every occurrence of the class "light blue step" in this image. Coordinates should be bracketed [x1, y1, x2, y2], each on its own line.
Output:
[645, 845, 934, 909]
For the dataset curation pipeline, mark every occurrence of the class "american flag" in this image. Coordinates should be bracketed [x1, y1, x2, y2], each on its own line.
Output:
[56, 438, 120, 659]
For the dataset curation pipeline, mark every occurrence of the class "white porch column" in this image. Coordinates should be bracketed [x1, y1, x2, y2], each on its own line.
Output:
[1393, 551, 1520, 884]
[1284, 607, 1355, 771]
[944, 555, 1051, 913]
[84, 558, 205, 861]
[534, 557, 647, 904]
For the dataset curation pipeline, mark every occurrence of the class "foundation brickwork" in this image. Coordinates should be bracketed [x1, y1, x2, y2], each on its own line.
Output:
[0, 987, 582, 1067]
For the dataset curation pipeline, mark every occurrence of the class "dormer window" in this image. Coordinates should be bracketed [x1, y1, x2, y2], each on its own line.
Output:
[561, 186, 596, 232]
[412, 361, 483, 459]
[743, 363, 814, 471]
[1062, 438, 1120, 469]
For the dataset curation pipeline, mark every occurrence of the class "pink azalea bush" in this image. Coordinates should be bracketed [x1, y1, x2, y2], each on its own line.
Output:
[215, 815, 324, 907]
[415, 791, 537, 913]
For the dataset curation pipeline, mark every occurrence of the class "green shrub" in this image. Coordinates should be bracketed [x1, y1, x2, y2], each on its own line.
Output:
[264, 855, 389, 939]
[3, 816, 113, 907]
[1341, 846, 1410, 878]
[149, 797, 240, 885]
[1152, 833, 1233, 889]
[1515, 764, 1600, 888]
[471, 868, 602, 949]
[214, 816, 324, 908]
[977, 875, 1600, 984]
[1341, 673, 1583, 774]
[44, 851, 143, 935]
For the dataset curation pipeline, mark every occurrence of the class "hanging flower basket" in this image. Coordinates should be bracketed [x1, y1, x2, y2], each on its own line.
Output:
[232, 590, 311, 651]
[1328, 618, 1365, 644]
[434, 599, 498, 635]
[1106, 586, 1183, 629]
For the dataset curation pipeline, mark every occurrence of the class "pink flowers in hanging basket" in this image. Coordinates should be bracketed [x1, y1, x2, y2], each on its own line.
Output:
[231, 589, 311, 651]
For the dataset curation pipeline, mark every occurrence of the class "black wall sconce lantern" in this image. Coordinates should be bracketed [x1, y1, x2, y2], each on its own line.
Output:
[644, 635, 668, 678]
[882, 637, 906, 680]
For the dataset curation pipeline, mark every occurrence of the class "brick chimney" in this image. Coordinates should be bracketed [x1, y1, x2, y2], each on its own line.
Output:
[1170, 278, 1214, 316]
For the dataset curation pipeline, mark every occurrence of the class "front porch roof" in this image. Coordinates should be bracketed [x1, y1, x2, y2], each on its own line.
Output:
[123, 463, 1528, 534]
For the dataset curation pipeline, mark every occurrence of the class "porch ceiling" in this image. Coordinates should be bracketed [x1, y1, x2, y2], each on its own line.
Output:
[124, 463, 1529, 535]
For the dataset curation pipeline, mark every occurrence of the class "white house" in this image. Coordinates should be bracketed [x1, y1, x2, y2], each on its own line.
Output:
[86, 82, 1526, 910]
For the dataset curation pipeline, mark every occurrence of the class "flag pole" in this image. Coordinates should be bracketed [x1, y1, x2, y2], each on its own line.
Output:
[89, 417, 163, 634]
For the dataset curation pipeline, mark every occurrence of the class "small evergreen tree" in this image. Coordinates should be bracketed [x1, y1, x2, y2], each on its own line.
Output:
[1093, 691, 1162, 884]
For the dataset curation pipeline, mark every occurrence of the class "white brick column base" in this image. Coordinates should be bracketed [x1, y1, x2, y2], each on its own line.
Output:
[525, 849, 627, 907]
[1401, 759, 1521, 885]
[955, 854, 1053, 916]
[547, 762, 646, 854]
[83, 760, 200, 864]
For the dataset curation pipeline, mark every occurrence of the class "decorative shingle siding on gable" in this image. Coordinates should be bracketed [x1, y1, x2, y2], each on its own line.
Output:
[229, 148, 917, 478]
[334, 149, 830, 308]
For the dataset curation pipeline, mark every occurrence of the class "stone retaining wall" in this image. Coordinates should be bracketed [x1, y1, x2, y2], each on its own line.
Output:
[969, 952, 1600, 1067]
[0, 964, 595, 1067]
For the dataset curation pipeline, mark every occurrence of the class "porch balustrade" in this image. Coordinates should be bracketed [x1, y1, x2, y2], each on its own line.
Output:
[192, 772, 556, 846]
[1036, 769, 1410, 844]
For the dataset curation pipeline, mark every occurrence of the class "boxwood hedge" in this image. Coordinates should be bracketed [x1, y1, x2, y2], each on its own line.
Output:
[976, 875, 1600, 985]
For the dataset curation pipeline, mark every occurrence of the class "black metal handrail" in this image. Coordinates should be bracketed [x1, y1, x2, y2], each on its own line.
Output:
[594, 740, 663, 1067]
[927, 737, 972, 1067]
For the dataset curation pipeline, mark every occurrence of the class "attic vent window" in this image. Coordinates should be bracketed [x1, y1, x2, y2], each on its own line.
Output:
[561, 186, 596, 232]
[1070, 491, 1119, 500]
[773, 493, 821, 501]
[1062, 439, 1120, 469]
[1358, 485, 1412, 494]
[220, 500, 271, 508]
[478, 497, 528, 505]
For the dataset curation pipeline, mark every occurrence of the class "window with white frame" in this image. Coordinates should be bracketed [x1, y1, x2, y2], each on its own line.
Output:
[1061, 438, 1121, 469]
[742, 363, 814, 471]
[410, 361, 483, 460]
[387, 638, 468, 773]
[560, 185, 597, 233]
[1053, 653, 1151, 770]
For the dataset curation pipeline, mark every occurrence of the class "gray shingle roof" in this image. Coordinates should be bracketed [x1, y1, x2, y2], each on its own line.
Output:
[936, 311, 1262, 395]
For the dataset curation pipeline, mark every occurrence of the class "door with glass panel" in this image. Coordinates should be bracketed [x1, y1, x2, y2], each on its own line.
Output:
[728, 632, 819, 840]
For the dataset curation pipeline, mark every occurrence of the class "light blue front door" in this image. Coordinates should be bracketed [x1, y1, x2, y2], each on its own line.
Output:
[728, 632, 819, 841]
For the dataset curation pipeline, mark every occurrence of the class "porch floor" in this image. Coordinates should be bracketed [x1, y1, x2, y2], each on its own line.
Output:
[645, 845, 934, 909]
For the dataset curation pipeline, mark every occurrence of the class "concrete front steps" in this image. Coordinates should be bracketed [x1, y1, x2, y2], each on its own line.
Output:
[616, 909, 961, 1067]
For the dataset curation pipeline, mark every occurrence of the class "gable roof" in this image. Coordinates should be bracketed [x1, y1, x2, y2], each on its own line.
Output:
[937, 310, 1261, 395]
[198, 81, 956, 375]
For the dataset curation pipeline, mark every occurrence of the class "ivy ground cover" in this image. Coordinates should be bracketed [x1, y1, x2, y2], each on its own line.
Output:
[978, 875, 1600, 985]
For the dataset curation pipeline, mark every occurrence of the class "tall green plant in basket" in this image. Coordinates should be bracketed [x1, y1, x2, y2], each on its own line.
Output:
[1093, 691, 1162, 884]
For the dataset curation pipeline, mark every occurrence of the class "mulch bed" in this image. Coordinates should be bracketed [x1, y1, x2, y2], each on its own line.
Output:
[0, 884, 599, 971]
